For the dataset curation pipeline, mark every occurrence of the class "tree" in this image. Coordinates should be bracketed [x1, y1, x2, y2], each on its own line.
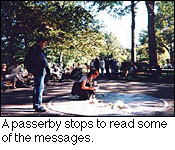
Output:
[145, 1, 157, 66]
[87, 1, 140, 63]
[138, 1, 174, 65]
[1, 1, 50, 64]
[104, 32, 129, 62]
[1, 1, 129, 68]
[1, 1, 101, 65]
[155, 1, 174, 66]
[131, 1, 136, 62]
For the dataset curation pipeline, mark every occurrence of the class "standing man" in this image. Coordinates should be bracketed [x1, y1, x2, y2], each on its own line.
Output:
[94, 57, 100, 72]
[105, 57, 110, 77]
[99, 58, 105, 76]
[32, 37, 49, 112]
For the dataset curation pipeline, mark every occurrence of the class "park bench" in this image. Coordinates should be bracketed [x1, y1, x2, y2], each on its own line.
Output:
[120, 62, 151, 78]
[161, 68, 174, 75]
[135, 62, 150, 76]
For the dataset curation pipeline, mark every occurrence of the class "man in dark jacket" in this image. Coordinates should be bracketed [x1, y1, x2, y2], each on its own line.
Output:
[32, 37, 48, 112]
[94, 57, 100, 72]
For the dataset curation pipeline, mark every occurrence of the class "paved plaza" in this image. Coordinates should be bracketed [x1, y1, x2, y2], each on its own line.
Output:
[1, 78, 174, 116]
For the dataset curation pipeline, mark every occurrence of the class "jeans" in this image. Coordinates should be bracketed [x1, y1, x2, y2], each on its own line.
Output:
[33, 68, 46, 109]
[1, 80, 6, 90]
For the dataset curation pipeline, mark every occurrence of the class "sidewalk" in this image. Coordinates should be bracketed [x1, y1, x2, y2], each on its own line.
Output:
[1, 79, 174, 116]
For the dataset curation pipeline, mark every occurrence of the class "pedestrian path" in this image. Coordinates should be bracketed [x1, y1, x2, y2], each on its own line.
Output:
[1, 80, 174, 116]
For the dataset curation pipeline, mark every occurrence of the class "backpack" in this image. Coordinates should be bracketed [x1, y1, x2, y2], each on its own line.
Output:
[24, 45, 37, 74]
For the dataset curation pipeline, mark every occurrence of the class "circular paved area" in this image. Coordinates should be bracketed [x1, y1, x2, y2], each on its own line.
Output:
[47, 90, 169, 116]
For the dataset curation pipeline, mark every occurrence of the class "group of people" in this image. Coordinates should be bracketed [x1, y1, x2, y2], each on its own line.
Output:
[28, 36, 101, 111]
[89, 57, 119, 77]
[88, 57, 139, 80]
[1, 36, 101, 112]
[1, 37, 48, 112]
[67, 56, 138, 81]
[2, 36, 172, 113]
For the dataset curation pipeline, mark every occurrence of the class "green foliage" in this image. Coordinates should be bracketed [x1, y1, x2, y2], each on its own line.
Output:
[155, 1, 174, 64]
[1, 1, 131, 67]
[90, 1, 131, 18]
[138, 1, 174, 65]
[104, 32, 129, 63]
[1, 1, 100, 64]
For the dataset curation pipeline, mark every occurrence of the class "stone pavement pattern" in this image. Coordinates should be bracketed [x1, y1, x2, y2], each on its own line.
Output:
[1, 79, 174, 116]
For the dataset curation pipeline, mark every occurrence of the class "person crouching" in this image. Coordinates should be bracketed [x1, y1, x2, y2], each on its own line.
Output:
[71, 68, 99, 103]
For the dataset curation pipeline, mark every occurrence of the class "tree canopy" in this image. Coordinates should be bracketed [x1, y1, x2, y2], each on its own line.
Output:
[1, 1, 174, 68]
[138, 1, 174, 65]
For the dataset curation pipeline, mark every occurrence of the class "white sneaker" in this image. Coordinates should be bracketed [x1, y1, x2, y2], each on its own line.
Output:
[70, 94, 79, 100]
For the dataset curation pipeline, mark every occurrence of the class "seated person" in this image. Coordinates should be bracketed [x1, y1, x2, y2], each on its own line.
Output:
[70, 68, 99, 103]
[124, 62, 137, 79]
[151, 63, 161, 79]
[1, 63, 25, 89]
[8, 63, 22, 74]
[167, 63, 173, 69]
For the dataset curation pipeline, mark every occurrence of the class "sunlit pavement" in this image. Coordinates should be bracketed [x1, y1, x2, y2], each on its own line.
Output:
[1, 79, 174, 116]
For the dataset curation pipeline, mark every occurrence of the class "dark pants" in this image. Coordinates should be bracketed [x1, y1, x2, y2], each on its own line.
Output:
[1, 80, 7, 91]
[105, 67, 110, 77]
[79, 89, 94, 100]
[71, 81, 94, 100]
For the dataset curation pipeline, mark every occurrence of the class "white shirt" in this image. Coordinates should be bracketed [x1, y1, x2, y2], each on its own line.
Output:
[79, 75, 88, 83]
[90, 61, 94, 67]
[99, 60, 105, 68]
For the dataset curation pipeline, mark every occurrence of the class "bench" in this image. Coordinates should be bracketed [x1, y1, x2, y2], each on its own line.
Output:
[161, 68, 174, 75]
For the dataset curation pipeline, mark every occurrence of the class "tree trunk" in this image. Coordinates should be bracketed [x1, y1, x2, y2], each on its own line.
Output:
[131, 1, 136, 63]
[145, 1, 157, 66]
[169, 43, 174, 66]
[59, 51, 63, 63]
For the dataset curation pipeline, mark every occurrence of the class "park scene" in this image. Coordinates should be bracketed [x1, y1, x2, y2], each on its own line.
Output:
[1, 1, 174, 116]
